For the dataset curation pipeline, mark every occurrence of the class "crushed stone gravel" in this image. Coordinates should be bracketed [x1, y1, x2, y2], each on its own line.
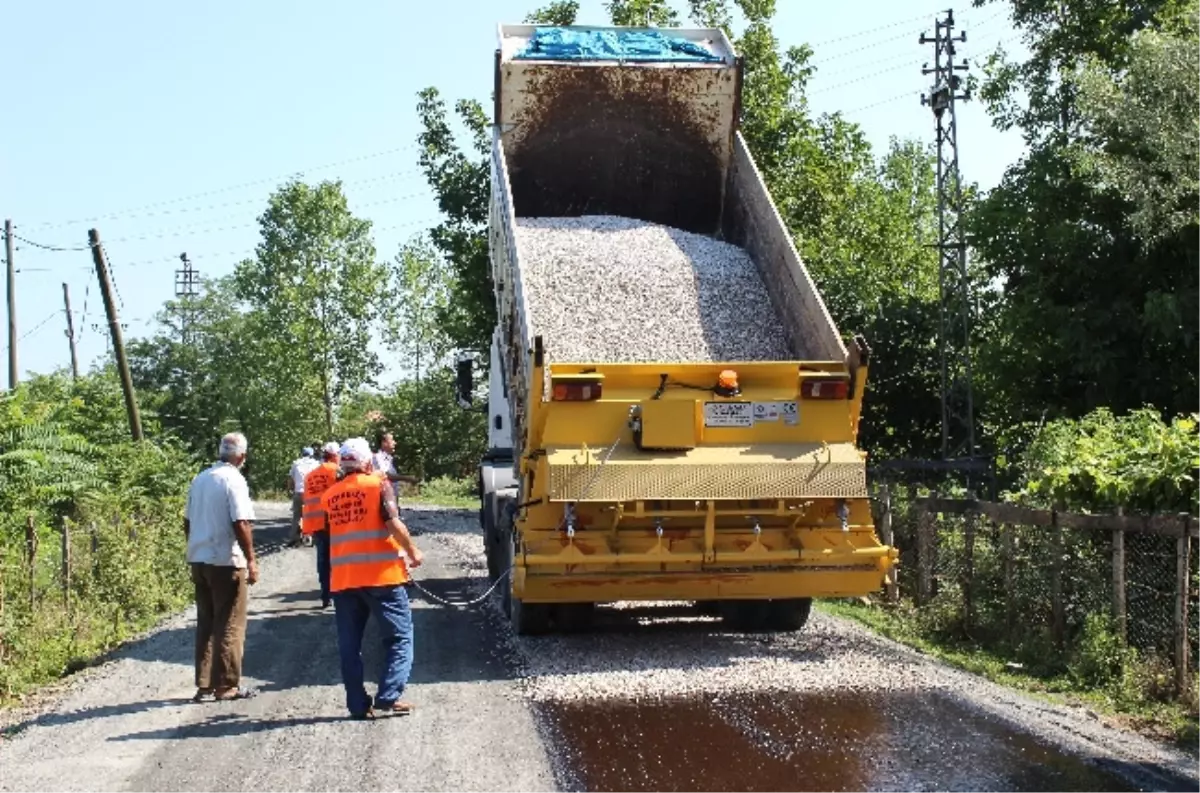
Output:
[412, 508, 1200, 792]
[515, 215, 794, 363]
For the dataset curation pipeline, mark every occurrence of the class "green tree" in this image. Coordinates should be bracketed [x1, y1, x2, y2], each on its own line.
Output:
[1071, 5, 1199, 242]
[524, 1, 579, 24]
[415, 89, 493, 355]
[969, 0, 1199, 423]
[233, 179, 388, 435]
[606, 0, 679, 26]
[385, 235, 452, 380]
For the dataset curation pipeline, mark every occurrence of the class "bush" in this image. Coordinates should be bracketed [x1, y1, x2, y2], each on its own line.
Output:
[1069, 613, 1137, 688]
[0, 372, 196, 702]
[1013, 407, 1199, 513]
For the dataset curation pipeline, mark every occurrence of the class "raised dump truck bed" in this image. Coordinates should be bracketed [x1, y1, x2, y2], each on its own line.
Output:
[467, 24, 893, 634]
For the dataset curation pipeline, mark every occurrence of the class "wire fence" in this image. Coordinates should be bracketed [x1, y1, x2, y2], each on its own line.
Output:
[872, 484, 1197, 700]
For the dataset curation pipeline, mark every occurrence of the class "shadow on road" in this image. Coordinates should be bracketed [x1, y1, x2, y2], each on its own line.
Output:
[109, 712, 353, 741]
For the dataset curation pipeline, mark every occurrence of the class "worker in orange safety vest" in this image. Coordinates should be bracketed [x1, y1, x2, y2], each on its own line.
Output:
[301, 442, 341, 609]
[321, 437, 424, 720]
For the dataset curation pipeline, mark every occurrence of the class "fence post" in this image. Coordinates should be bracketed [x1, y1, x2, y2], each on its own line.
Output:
[1112, 507, 1126, 644]
[1051, 507, 1065, 652]
[1175, 515, 1192, 700]
[1002, 522, 1016, 640]
[878, 484, 899, 603]
[25, 514, 37, 611]
[962, 509, 977, 634]
[60, 517, 71, 611]
[917, 497, 935, 606]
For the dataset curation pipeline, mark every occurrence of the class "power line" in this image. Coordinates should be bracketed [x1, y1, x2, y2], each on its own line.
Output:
[10, 233, 93, 252]
[806, 11, 933, 48]
[12, 189, 435, 253]
[18, 309, 61, 342]
[21, 145, 421, 230]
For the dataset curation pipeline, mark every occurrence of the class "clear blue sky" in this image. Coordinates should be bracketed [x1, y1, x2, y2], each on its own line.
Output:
[4, 0, 1027, 385]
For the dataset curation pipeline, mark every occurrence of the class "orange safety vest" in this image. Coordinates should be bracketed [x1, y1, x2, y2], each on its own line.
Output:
[300, 462, 340, 535]
[322, 472, 410, 592]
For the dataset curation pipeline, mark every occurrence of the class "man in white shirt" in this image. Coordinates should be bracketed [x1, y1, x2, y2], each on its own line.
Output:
[184, 432, 258, 703]
[287, 447, 319, 547]
[372, 432, 419, 501]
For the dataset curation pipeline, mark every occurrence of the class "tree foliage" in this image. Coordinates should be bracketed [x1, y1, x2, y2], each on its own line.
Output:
[524, 1, 579, 24]
[969, 0, 1199, 427]
[233, 179, 388, 435]
[385, 234, 452, 380]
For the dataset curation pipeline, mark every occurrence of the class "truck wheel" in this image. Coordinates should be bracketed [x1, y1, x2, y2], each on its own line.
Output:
[483, 507, 500, 583]
[511, 596, 552, 636]
[498, 528, 515, 617]
[554, 602, 596, 633]
[720, 600, 771, 632]
[767, 598, 812, 631]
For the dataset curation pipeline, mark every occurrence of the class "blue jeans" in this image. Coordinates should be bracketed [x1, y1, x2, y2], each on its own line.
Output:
[313, 531, 331, 603]
[333, 585, 414, 715]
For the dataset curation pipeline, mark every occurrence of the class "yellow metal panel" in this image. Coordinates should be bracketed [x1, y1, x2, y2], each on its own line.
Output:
[546, 442, 867, 501]
[638, 398, 698, 450]
[516, 568, 887, 602]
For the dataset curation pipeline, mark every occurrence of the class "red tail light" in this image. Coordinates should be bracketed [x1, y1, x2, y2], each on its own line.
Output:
[801, 378, 849, 400]
[551, 378, 603, 401]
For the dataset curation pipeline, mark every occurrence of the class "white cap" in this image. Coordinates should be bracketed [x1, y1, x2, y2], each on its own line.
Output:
[322, 441, 340, 457]
[339, 437, 373, 472]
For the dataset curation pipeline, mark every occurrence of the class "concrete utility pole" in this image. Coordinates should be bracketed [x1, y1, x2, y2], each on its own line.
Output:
[5, 220, 17, 389]
[89, 229, 143, 441]
[62, 283, 80, 380]
[920, 9, 976, 462]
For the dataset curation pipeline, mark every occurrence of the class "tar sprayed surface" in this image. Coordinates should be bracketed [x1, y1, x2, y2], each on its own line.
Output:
[540, 689, 1149, 792]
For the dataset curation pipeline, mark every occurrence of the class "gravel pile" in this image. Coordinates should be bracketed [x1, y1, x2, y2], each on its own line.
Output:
[515, 216, 794, 363]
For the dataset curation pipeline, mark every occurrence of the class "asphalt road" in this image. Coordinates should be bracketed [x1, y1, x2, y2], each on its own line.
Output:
[0, 505, 1195, 793]
[0, 506, 554, 793]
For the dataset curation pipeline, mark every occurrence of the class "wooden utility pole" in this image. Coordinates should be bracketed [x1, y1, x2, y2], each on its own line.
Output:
[62, 283, 80, 380]
[89, 229, 143, 441]
[5, 219, 17, 389]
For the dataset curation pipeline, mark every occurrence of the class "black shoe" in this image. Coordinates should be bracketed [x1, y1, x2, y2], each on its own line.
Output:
[321, 598, 331, 609]
[350, 708, 376, 721]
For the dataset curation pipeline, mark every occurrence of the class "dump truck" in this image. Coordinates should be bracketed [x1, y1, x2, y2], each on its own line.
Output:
[455, 24, 897, 634]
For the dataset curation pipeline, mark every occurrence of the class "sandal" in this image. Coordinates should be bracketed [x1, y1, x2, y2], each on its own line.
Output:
[374, 700, 415, 716]
[350, 708, 376, 721]
[214, 687, 258, 701]
[192, 688, 214, 703]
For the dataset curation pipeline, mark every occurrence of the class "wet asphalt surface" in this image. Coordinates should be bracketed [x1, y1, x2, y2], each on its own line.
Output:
[540, 690, 1184, 792]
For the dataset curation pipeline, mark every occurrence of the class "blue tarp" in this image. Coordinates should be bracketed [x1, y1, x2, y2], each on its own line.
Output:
[514, 27, 723, 63]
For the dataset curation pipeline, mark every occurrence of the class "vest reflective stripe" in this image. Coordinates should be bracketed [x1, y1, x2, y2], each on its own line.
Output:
[323, 472, 409, 592]
[331, 551, 403, 566]
[300, 463, 341, 534]
[329, 527, 391, 546]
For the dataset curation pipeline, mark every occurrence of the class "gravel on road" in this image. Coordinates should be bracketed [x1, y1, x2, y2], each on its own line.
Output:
[428, 508, 1200, 792]
[516, 216, 794, 363]
[0, 506, 554, 793]
[2, 505, 1196, 792]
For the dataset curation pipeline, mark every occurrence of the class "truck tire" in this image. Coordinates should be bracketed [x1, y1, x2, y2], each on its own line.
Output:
[483, 505, 500, 583]
[720, 600, 771, 631]
[767, 598, 812, 631]
[498, 524, 515, 617]
[511, 595, 552, 636]
[554, 602, 596, 633]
